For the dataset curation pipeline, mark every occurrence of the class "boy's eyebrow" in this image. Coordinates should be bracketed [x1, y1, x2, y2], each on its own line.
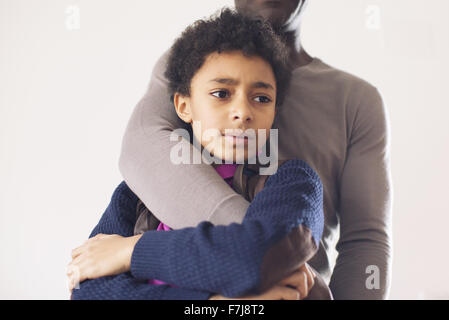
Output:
[252, 81, 275, 90]
[209, 78, 275, 90]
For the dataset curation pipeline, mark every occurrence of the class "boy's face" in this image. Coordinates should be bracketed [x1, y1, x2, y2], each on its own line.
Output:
[174, 51, 277, 163]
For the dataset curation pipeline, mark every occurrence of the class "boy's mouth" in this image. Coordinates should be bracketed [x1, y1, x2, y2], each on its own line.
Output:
[222, 132, 256, 146]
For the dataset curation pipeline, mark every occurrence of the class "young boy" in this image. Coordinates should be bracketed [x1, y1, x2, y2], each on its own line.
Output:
[69, 8, 330, 300]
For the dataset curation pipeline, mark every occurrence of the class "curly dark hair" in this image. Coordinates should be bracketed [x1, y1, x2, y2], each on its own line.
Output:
[164, 8, 291, 107]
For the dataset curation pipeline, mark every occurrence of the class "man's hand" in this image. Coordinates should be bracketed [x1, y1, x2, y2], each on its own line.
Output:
[209, 263, 316, 300]
[67, 233, 142, 291]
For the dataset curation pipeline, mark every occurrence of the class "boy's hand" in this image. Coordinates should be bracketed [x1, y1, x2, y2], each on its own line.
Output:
[209, 263, 316, 300]
[280, 263, 316, 299]
[67, 233, 316, 299]
[67, 233, 142, 291]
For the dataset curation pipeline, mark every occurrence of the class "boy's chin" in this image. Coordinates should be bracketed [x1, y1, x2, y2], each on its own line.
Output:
[216, 151, 256, 165]
[205, 145, 259, 164]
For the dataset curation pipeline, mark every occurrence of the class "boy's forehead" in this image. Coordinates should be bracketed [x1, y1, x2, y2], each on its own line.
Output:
[204, 51, 265, 65]
[196, 51, 275, 82]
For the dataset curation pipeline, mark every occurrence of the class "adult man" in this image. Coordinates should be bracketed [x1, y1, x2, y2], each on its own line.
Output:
[119, 0, 393, 299]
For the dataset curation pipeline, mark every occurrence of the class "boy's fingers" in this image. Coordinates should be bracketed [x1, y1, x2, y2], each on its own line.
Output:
[299, 272, 308, 299]
[71, 234, 106, 258]
[278, 286, 301, 300]
[72, 235, 104, 258]
[309, 264, 317, 278]
[304, 264, 315, 290]
[68, 254, 83, 271]
[67, 256, 89, 286]
[71, 245, 86, 259]
[68, 275, 77, 292]
[298, 264, 315, 294]
[67, 263, 86, 287]
[279, 271, 309, 299]
[89, 234, 106, 241]
[279, 271, 298, 285]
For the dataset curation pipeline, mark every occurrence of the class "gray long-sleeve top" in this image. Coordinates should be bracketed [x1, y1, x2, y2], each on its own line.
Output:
[119, 50, 393, 300]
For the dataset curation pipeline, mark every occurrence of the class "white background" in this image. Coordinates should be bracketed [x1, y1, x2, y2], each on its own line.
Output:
[1, 0, 448, 299]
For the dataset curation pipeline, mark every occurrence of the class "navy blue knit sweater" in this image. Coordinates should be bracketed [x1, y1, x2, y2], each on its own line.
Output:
[71, 159, 324, 300]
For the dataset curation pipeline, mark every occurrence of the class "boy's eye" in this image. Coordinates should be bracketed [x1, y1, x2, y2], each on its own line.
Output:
[211, 90, 230, 99]
[253, 96, 272, 103]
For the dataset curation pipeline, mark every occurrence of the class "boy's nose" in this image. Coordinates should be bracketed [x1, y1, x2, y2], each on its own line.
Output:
[231, 101, 254, 124]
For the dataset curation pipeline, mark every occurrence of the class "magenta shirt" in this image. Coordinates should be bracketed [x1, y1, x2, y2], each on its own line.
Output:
[148, 164, 238, 287]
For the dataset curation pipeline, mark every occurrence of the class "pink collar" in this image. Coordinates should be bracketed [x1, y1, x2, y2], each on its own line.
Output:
[214, 164, 238, 180]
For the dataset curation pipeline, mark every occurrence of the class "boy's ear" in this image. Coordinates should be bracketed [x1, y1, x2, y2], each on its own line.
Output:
[174, 93, 193, 124]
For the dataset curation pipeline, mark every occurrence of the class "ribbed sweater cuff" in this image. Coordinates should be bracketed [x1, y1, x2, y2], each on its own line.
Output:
[130, 230, 171, 280]
[130, 231, 212, 300]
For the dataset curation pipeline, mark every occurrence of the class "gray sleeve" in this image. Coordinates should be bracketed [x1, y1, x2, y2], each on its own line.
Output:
[118, 50, 250, 229]
[329, 85, 393, 299]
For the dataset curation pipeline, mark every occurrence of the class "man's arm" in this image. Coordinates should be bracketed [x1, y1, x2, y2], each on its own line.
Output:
[71, 182, 211, 300]
[119, 50, 249, 229]
[329, 85, 393, 299]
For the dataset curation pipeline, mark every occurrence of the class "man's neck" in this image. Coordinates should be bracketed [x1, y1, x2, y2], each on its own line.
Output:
[291, 48, 313, 69]
[280, 30, 313, 69]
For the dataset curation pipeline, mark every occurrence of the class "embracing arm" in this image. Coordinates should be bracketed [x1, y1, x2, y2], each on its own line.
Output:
[329, 85, 393, 300]
[119, 50, 249, 229]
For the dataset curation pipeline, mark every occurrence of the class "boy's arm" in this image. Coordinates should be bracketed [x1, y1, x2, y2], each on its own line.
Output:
[75, 159, 323, 299]
[118, 50, 249, 229]
[130, 160, 324, 298]
[70, 274, 211, 300]
[70, 182, 211, 300]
